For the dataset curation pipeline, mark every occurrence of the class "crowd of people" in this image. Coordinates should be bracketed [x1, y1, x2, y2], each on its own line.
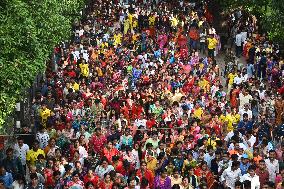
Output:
[1, 0, 284, 189]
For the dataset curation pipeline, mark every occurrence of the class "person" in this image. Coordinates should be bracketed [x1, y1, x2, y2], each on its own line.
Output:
[14, 137, 29, 172]
[241, 165, 260, 189]
[0, 166, 13, 189]
[12, 174, 25, 189]
[220, 161, 242, 189]
[26, 140, 45, 167]
[265, 150, 279, 182]
[207, 34, 218, 58]
[94, 157, 114, 179]
[136, 161, 154, 188]
[154, 169, 171, 189]
[235, 30, 243, 57]
[25, 173, 44, 189]
[1, 148, 24, 178]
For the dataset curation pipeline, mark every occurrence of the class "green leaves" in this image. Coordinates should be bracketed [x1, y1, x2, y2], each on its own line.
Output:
[0, 0, 85, 128]
[218, 0, 284, 43]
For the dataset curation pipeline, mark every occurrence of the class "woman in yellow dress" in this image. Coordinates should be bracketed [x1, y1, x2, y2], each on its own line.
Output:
[124, 16, 130, 35]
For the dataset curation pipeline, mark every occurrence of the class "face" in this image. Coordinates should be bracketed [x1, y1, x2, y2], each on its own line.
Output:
[87, 185, 95, 189]
[73, 174, 80, 181]
[183, 177, 189, 185]
[248, 169, 255, 176]
[18, 139, 24, 146]
[269, 152, 276, 159]
[31, 177, 38, 185]
[33, 142, 39, 149]
[259, 161, 266, 169]
[105, 174, 111, 182]
[107, 142, 113, 148]
[102, 161, 108, 167]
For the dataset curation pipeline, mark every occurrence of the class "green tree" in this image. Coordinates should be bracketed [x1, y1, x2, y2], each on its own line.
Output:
[0, 0, 85, 127]
[218, 0, 284, 43]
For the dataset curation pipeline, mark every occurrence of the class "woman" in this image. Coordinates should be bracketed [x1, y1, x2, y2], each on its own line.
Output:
[94, 157, 114, 179]
[66, 171, 84, 188]
[170, 168, 182, 186]
[83, 169, 100, 188]
[230, 84, 240, 109]
[120, 128, 134, 148]
[44, 158, 54, 188]
[69, 139, 88, 162]
[154, 169, 171, 189]
[275, 95, 284, 126]
[44, 138, 58, 158]
[194, 161, 216, 189]
[103, 141, 120, 163]
[98, 173, 113, 189]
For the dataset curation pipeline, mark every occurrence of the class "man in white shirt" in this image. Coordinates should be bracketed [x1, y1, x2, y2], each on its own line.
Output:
[240, 165, 260, 189]
[265, 150, 279, 182]
[235, 30, 243, 57]
[239, 90, 253, 110]
[36, 126, 50, 149]
[134, 113, 147, 128]
[220, 161, 242, 189]
[14, 137, 29, 170]
[233, 71, 243, 85]
[239, 104, 253, 121]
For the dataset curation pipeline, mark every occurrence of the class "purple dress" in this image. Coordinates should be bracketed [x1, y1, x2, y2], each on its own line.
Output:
[154, 176, 171, 189]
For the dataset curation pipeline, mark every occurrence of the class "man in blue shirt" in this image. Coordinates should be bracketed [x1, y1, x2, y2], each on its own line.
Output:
[0, 165, 13, 189]
[240, 154, 250, 175]
[237, 113, 253, 134]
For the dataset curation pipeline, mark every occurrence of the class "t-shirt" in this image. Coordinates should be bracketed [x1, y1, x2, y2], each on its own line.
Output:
[26, 149, 45, 166]
[228, 73, 237, 85]
[239, 93, 253, 109]
[79, 63, 89, 77]
[207, 38, 218, 49]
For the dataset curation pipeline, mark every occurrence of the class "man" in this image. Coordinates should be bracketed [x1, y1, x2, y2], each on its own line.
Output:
[235, 30, 242, 57]
[233, 70, 243, 85]
[1, 148, 24, 178]
[39, 103, 51, 127]
[25, 173, 44, 189]
[240, 154, 251, 175]
[239, 104, 253, 121]
[26, 140, 45, 166]
[36, 125, 50, 149]
[14, 136, 29, 172]
[0, 166, 12, 189]
[220, 161, 242, 189]
[241, 165, 260, 189]
[255, 160, 269, 188]
[204, 145, 215, 168]
[239, 89, 252, 111]
[207, 34, 218, 58]
[265, 150, 279, 183]
[237, 113, 253, 134]
[256, 116, 271, 142]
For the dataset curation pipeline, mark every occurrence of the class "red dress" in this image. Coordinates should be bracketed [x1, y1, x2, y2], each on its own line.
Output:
[83, 175, 100, 187]
[91, 134, 107, 156]
[103, 147, 120, 163]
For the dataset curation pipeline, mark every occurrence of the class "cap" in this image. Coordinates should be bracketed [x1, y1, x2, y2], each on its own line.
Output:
[242, 154, 249, 159]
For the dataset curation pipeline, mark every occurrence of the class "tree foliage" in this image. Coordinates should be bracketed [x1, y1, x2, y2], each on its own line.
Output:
[218, 0, 284, 43]
[0, 0, 85, 127]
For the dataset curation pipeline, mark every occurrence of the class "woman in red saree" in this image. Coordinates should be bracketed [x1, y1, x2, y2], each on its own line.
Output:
[194, 161, 216, 189]
[230, 84, 240, 109]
